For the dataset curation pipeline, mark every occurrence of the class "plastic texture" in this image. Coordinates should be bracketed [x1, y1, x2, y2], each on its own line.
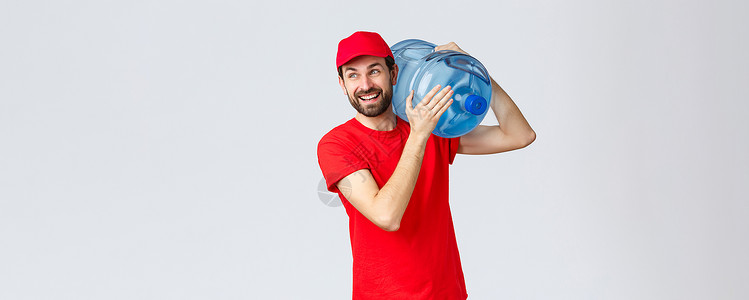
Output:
[390, 39, 492, 138]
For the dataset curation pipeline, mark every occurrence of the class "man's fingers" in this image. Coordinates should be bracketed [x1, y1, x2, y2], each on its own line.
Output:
[438, 90, 454, 107]
[432, 91, 453, 118]
[434, 99, 453, 119]
[435, 42, 468, 55]
[405, 90, 415, 111]
[418, 85, 442, 107]
[426, 86, 452, 110]
[427, 89, 454, 113]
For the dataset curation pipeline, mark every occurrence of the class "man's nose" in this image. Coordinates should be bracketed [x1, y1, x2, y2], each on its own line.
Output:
[360, 75, 373, 90]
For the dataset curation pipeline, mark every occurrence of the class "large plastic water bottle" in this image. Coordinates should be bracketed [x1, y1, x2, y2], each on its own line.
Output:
[391, 39, 492, 138]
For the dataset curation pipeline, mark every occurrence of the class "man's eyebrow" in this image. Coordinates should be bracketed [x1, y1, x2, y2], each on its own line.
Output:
[344, 62, 384, 73]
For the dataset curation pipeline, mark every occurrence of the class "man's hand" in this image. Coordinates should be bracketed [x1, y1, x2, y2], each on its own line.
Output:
[435, 42, 468, 55]
[404, 85, 454, 139]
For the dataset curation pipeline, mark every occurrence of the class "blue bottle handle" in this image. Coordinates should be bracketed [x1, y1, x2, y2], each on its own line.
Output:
[443, 53, 491, 84]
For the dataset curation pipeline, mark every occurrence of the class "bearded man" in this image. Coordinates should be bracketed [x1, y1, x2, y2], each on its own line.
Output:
[317, 31, 535, 299]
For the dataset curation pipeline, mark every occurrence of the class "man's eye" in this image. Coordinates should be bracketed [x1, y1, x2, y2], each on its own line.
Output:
[348, 73, 358, 78]
[370, 70, 380, 75]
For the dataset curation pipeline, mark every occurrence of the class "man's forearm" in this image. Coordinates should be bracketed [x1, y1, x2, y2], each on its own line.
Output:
[370, 134, 428, 231]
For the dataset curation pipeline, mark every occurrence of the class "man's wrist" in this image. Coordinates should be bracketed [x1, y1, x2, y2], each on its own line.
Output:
[406, 131, 430, 148]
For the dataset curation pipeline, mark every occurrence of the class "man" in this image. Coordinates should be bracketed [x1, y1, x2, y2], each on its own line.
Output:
[317, 31, 535, 299]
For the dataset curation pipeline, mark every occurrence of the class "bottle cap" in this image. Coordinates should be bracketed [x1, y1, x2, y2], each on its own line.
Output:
[464, 95, 487, 115]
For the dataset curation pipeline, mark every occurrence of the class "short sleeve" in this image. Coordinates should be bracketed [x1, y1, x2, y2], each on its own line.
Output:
[317, 136, 368, 193]
[448, 136, 460, 165]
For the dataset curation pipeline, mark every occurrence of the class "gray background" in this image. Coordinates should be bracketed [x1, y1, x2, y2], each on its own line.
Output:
[1, 0, 747, 299]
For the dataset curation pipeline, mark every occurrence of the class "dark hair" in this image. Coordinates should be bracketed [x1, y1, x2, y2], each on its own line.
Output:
[338, 56, 396, 79]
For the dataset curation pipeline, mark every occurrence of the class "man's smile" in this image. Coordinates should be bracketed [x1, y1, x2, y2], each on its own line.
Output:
[358, 92, 380, 103]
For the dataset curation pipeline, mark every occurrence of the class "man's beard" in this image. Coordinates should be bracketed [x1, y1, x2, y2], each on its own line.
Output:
[348, 86, 393, 117]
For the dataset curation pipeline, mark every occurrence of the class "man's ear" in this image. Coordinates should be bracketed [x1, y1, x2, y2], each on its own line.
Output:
[338, 76, 347, 95]
[391, 63, 399, 86]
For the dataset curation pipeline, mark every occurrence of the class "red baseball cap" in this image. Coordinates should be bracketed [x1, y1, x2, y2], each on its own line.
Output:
[336, 31, 394, 68]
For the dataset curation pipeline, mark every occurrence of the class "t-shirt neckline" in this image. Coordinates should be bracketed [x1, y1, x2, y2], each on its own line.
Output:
[349, 116, 407, 137]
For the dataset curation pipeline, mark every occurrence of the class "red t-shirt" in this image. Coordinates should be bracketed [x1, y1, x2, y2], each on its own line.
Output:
[317, 117, 467, 300]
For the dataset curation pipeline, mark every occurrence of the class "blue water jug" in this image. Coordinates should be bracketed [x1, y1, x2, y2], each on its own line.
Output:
[391, 39, 493, 138]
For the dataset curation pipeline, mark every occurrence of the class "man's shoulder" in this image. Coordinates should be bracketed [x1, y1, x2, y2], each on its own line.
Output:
[318, 118, 359, 148]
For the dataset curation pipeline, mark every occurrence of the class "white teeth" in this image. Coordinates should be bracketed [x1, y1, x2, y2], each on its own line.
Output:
[360, 93, 378, 100]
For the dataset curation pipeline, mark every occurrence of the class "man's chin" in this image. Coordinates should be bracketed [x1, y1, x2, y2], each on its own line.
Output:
[360, 104, 391, 117]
